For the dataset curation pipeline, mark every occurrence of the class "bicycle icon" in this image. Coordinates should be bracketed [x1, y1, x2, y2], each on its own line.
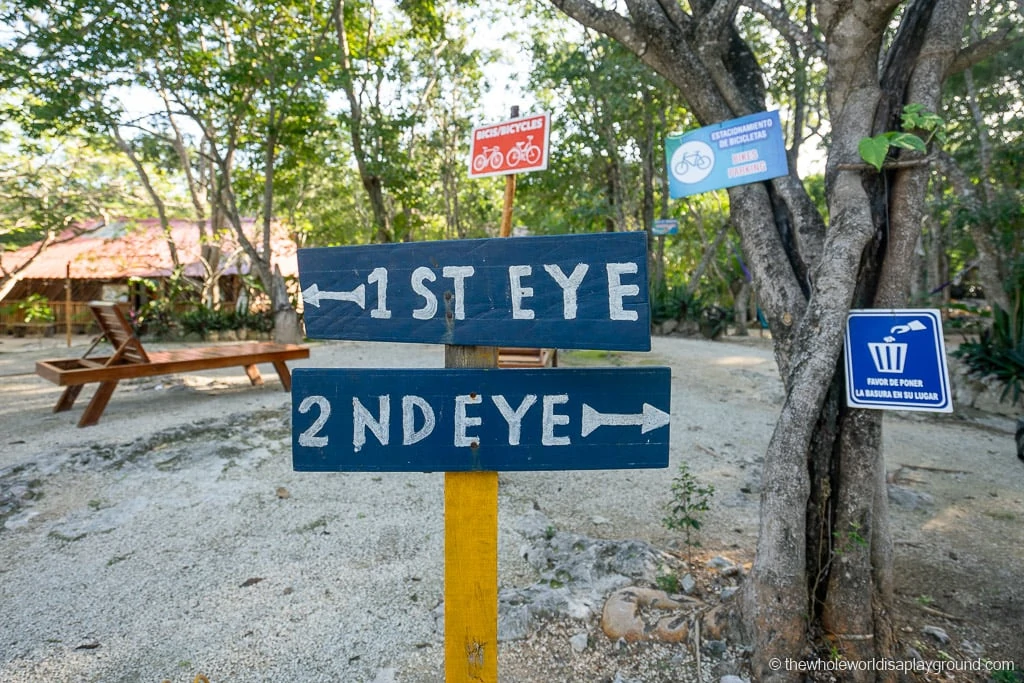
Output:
[472, 145, 504, 173]
[673, 150, 712, 176]
[507, 135, 542, 167]
[669, 140, 715, 184]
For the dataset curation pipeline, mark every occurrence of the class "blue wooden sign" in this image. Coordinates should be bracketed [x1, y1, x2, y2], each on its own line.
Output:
[298, 232, 651, 351]
[666, 110, 788, 199]
[292, 367, 671, 472]
[844, 309, 952, 412]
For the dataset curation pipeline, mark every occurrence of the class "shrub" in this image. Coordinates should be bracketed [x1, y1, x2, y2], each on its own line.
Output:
[955, 303, 1024, 405]
[18, 294, 55, 323]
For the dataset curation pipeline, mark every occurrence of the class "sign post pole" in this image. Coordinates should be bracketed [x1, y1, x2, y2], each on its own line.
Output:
[65, 262, 72, 348]
[444, 346, 498, 683]
[447, 103, 518, 677]
[498, 106, 519, 238]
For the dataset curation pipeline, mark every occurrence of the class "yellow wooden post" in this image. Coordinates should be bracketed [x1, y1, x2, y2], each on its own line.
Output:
[444, 344, 498, 683]
[444, 105, 517, 682]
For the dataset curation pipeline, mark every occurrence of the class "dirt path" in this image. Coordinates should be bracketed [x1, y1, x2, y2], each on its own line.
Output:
[1, 333, 1021, 681]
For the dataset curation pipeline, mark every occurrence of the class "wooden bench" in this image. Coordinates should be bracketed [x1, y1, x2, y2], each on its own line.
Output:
[497, 347, 557, 368]
[35, 302, 310, 427]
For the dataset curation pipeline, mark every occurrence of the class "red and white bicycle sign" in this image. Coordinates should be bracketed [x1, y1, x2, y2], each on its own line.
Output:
[468, 112, 550, 178]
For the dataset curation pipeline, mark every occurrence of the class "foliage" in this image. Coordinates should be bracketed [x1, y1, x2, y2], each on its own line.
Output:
[649, 281, 691, 325]
[955, 301, 1024, 405]
[127, 272, 196, 338]
[655, 572, 682, 594]
[990, 668, 1024, 683]
[176, 306, 268, 336]
[0, 128, 159, 257]
[12, 294, 55, 323]
[177, 307, 217, 336]
[244, 309, 276, 333]
[858, 104, 945, 172]
[661, 462, 715, 561]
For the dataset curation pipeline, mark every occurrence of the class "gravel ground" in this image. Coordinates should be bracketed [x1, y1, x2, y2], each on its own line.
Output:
[1, 333, 1021, 682]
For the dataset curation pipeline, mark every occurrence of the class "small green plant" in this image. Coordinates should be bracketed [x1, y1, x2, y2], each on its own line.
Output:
[832, 521, 869, 556]
[655, 572, 682, 594]
[858, 103, 946, 172]
[990, 667, 1023, 683]
[661, 463, 715, 562]
[17, 294, 55, 323]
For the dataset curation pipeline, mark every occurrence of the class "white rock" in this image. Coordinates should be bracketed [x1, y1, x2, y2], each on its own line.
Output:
[371, 668, 396, 683]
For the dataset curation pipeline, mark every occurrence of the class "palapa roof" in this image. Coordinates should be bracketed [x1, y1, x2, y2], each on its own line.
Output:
[3, 217, 298, 281]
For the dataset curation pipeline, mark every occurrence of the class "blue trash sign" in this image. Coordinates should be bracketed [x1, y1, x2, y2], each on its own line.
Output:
[844, 309, 952, 412]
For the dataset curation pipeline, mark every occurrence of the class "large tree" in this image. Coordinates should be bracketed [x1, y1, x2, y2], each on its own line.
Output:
[547, 0, 1018, 677]
[1, 0, 334, 342]
[0, 126, 161, 300]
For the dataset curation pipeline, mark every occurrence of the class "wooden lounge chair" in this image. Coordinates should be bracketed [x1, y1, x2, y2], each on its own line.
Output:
[36, 302, 310, 427]
[497, 347, 557, 368]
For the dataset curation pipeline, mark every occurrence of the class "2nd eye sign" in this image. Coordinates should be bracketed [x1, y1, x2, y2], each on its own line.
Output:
[292, 367, 671, 472]
[298, 232, 652, 351]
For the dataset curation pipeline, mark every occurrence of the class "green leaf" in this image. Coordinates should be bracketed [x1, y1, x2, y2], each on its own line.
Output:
[886, 132, 927, 152]
[858, 135, 890, 171]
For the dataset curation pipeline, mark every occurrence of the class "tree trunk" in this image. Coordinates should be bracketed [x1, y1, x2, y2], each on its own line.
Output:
[110, 125, 181, 272]
[334, 0, 394, 243]
[271, 264, 302, 344]
[547, 0, 976, 678]
[733, 281, 749, 336]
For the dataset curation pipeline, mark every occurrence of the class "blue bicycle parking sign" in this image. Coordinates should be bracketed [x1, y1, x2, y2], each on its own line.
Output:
[844, 309, 953, 413]
[665, 110, 789, 199]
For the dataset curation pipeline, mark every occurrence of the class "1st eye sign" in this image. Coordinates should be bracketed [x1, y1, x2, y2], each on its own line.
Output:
[298, 231, 651, 351]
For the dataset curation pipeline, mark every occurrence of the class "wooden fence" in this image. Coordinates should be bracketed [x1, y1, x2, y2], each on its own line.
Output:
[0, 301, 100, 337]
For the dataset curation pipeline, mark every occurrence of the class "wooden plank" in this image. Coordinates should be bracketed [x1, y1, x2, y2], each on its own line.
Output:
[37, 341, 309, 426]
[54, 385, 84, 413]
[36, 343, 309, 386]
[291, 367, 671, 472]
[271, 360, 293, 391]
[78, 380, 118, 427]
[243, 364, 264, 386]
[298, 232, 651, 351]
[497, 347, 554, 368]
[88, 302, 149, 364]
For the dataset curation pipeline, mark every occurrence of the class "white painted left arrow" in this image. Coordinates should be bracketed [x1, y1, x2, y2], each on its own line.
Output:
[302, 282, 366, 309]
[580, 403, 670, 438]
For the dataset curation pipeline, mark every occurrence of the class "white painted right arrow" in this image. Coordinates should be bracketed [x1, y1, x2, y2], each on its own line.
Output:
[581, 403, 670, 438]
[302, 282, 366, 309]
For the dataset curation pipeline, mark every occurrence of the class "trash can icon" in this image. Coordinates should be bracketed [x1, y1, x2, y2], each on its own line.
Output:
[868, 342, 908, 373]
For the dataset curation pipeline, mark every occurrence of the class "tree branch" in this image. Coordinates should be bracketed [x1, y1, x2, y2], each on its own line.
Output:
[651, 0, 693, 33]
[740, 0, 824, 55]
[697, 0, 741, 46]
[550, 0, 648, 55]
[946, 26, 1019, 76]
